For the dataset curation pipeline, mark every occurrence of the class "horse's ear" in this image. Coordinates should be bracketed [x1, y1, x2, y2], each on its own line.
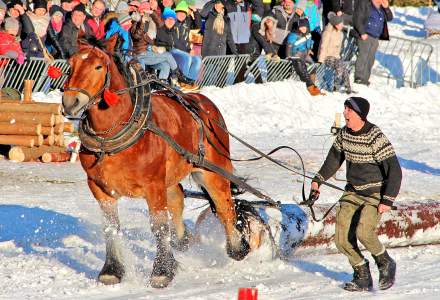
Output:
[104, 34, 119, 55]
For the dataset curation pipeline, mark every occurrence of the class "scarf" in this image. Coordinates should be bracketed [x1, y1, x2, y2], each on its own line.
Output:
[213, 11, 224, 35]
[51, 19, 63, 33]
[27, 12, 50, 38]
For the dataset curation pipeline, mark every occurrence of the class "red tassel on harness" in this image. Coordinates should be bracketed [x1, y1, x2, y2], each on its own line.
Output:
[47, 65, 62, 79]
[104, 89, 119, 106]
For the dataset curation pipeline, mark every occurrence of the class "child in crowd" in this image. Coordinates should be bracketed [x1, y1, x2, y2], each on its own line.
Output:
[318, 11, 352, 93]
[286, 18, 322, 96]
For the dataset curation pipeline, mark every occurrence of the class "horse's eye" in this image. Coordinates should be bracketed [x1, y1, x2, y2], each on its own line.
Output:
[95, 65, 103, 70]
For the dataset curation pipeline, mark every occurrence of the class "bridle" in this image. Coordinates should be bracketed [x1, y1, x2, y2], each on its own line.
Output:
[63, 45, 112, 114]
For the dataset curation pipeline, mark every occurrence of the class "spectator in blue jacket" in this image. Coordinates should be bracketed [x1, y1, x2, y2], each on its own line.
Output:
[104, 12, 133, 54]
[286, 18, 322, 96]
[353, 0, 393, 85]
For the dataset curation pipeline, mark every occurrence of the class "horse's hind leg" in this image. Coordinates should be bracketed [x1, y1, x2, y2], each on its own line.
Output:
[145, 182, 178, 288]
[167, 184, 192, 251]
[88, 180, 125, 285]
[192, 170, 250, 261]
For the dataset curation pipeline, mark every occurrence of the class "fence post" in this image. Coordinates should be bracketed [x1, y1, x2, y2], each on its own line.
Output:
[410, 41, 414, 88]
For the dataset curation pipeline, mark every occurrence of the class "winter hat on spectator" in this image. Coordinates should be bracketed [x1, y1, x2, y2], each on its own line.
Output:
[7, 0, 23, 10]
[0, 0, 6, 11]
[295, 0, 307, 11]
[162, 7, 176, 20]
[328, 11, 343, 27]
[33, 0, 48, 11]
[344, 97, 370, 120]
[138, 1, 150, 13]
[128, 0, 140, 10]
[251, 13, 261, 23]
[4, 16, 19, 31]
[297, 18, 308, 28]
[174, 0, 188, 14]
[116, 1, 129, 13]
[49, 4, 63, 17]
[72, 3, 86, 13]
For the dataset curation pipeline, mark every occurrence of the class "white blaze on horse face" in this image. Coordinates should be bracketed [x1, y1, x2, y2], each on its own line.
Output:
[81, 53, 89, 60]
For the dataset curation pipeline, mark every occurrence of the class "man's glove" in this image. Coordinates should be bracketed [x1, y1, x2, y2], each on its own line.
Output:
[304, 189, 320, 206]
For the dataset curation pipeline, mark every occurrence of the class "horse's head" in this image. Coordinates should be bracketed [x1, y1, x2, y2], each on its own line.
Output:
[62, 35, 119, 117]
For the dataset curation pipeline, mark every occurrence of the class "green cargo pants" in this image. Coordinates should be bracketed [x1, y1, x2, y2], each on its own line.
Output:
[335, 191, 385, 266]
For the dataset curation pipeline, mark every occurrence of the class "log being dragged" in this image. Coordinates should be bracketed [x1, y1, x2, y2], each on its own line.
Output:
[0, 122, 41, 135]
[0, 112, 54, 126]
[194, 196, 440, 258]
[8, 145, 66, 162]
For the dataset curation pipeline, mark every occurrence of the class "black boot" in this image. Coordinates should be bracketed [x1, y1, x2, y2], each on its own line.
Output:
[343, 260, 373, 292]
[373, 250, 396, 290]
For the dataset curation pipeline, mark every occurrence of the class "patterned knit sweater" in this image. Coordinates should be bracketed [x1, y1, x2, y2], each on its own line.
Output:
[313, 121, 402, 206]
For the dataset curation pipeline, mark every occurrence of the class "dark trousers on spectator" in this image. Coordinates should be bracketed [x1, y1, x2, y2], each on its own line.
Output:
[354, 36, 379, 84]
[291, 57, 314, 87]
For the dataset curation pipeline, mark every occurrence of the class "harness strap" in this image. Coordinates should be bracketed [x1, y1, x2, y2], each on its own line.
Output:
[146, 122, 281, 208]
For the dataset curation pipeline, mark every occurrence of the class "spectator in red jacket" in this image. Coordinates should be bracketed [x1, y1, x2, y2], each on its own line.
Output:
[85, 0, 106, 39]
[0, 17, 25, 64]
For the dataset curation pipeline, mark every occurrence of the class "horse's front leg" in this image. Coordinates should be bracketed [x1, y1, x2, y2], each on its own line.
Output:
[88, 179, 125, 285]
[146, 183, 178, 288]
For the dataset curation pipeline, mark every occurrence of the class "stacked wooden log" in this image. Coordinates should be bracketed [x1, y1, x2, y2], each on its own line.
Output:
[0, 100, 75, 162]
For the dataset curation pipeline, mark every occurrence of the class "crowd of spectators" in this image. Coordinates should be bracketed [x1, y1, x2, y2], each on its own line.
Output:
[0, 0, 393, 93]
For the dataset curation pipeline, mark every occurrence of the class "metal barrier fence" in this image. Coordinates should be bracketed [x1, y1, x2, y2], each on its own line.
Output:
[0, 56, 70, 94]
[244, 57, 294, 84]
[195, 54, 250, 88]
[374, 35, 434, 87]
[424, 47, 440, 84]
[1, 34, 437, 95]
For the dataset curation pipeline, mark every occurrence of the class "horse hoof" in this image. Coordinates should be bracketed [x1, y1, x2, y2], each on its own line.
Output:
[171, 228, 193, 252]
[150, 275, 173, 288]
[98, 274, 122, 285]
[98, 259, 125, 285]
[227, 237, 250, 261]
[150, 254, 177, 288]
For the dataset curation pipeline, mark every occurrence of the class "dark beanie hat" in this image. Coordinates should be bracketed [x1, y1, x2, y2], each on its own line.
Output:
[72, 3, 86, 14]
[328, 11, 343, 27]
[344, 97, 370, 120]
[298, 18, 309, 28]
[33, 0, 47, 10]
[6, 0, 23, 10]
[49, 4, 63, 16]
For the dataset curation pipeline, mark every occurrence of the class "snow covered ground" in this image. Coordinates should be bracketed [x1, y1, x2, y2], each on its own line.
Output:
[1, 6, 440, 300]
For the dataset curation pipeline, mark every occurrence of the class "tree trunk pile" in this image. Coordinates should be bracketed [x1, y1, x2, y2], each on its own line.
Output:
[1, 85, 75, 162]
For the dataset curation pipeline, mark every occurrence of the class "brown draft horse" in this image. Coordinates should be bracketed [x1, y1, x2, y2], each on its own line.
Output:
[62, 36, 250, 288]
